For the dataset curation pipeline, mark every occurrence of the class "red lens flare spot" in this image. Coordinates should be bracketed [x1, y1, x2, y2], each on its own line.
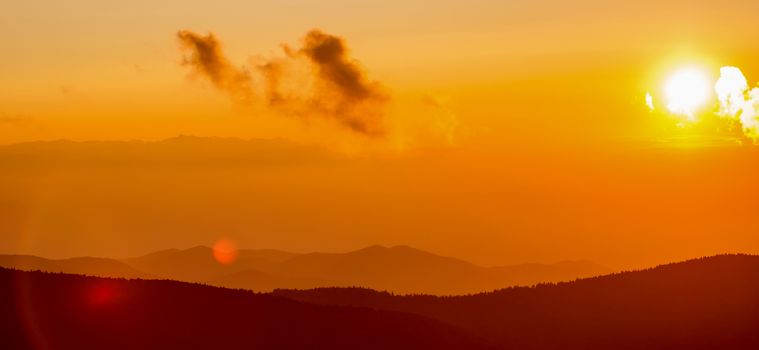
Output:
[88, 282, 119, 306]
[213, 239, 238, 265]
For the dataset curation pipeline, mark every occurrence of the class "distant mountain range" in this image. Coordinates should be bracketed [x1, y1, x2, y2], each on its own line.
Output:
[0, 245, 611, 295]
[3, 254, 758, 350]
[122, 246, 298, 283]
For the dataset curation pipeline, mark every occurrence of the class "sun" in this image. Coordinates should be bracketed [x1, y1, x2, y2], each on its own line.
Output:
[664, 67, 711, 120]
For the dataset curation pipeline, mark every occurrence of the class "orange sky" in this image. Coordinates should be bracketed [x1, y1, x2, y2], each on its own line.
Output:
[2, 1, 759, 268]
[3, 0, 759, 145]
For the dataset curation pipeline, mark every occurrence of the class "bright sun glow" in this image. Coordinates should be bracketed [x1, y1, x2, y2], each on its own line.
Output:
[664, 67, 710, 120]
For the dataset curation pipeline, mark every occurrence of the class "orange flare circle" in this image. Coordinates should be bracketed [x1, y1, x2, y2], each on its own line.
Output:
[212, 239, 238, 265]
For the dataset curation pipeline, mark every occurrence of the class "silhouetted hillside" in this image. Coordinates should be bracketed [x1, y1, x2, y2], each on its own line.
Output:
[487, 260, 611, 286]
[0, 255, 148, 279]
[275, 254, 759, 350]
[0, 268, 494, 350]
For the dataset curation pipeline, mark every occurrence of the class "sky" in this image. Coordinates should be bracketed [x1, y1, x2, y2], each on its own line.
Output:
[2, 1, 759, 268]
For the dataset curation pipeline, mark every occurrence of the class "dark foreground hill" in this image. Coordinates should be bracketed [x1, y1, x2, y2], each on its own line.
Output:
[275, 254, 759, 350]
[0, 255, 149, 279]
[0, 268, 494, 350]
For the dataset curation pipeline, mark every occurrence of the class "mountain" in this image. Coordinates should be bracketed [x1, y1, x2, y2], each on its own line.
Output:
[0, 255, 148, 279]
[486, 260, 613, 287]
[0, 268, 495, 350]
[6, 255, 756, 350]
[274, 254, 759, 350]
[5, 245, 610, 295]
[122, 246, 298, 282]
[213, 245, 611, 294]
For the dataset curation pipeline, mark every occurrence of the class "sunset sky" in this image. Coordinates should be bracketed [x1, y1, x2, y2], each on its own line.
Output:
[2, 1, 759, 269]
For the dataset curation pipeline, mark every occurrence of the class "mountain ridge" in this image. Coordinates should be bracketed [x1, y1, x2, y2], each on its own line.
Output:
[1, 245, 611, 295]
[4, 254, 758, 349]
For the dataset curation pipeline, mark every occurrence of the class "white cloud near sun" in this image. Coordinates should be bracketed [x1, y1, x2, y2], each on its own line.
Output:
[647, 65, 759, 141]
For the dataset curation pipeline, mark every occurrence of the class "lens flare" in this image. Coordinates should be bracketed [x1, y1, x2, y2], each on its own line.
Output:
[87, 282, 119, 306]
[664, 68, 710, 120]
[212, 239, 238, 265]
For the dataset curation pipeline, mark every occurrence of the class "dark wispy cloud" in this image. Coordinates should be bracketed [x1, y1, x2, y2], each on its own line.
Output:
[177, 29, 387, 136]
[296, 30, 387, 135]
[0, 113, 34, 126]
[177, 30, 254, 103]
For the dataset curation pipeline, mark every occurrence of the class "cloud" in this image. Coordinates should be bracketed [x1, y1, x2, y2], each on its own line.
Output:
[296, 30, 388, 136]
[59, 85, 74, 96]
[177, 29, 387, 136]
[645, 66, 759, 143]
[645, 92, 655, 111]
[0, 113, 32, 126]
[0, 113, 37, 131]
[176, 30, 254, 103]
[715, 67, 748, 116]
[299, 30, 381, 102]
[714, 66, 759, 140]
